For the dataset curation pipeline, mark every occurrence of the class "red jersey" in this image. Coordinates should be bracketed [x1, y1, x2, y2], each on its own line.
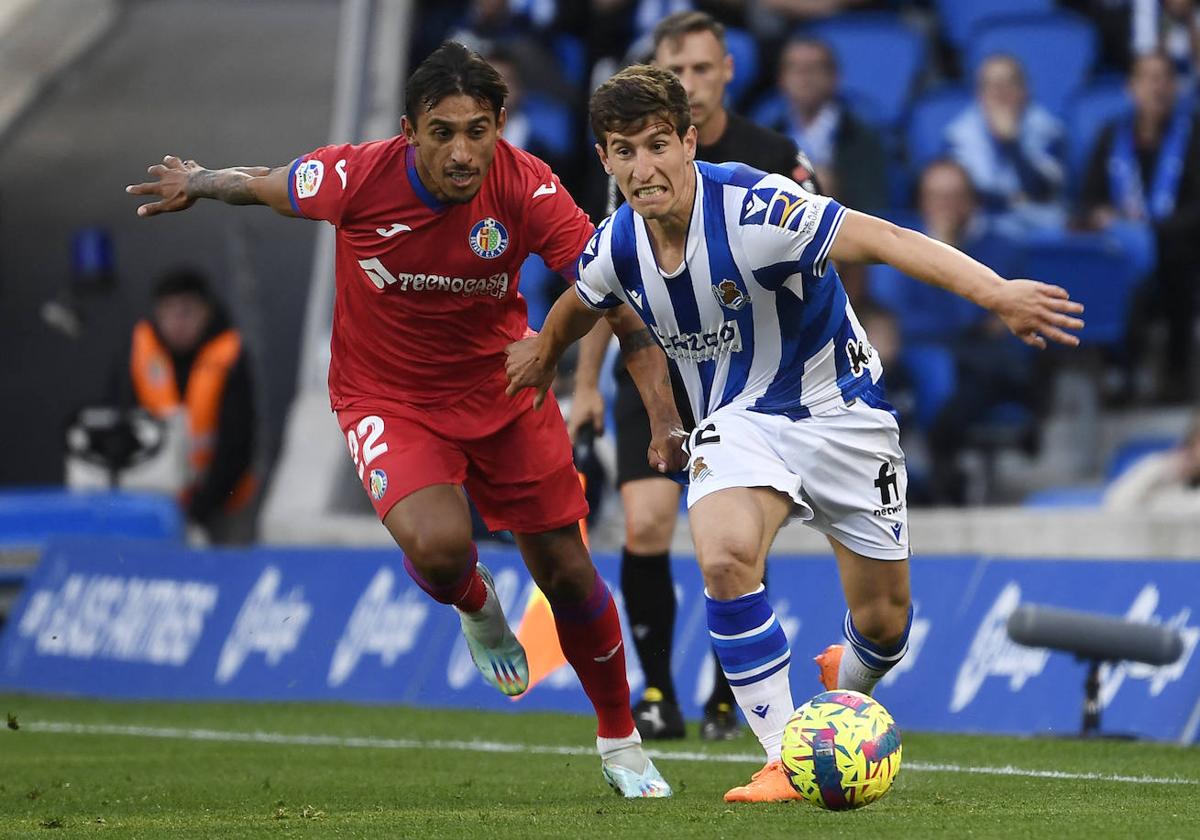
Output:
[288, 135, 593, 415]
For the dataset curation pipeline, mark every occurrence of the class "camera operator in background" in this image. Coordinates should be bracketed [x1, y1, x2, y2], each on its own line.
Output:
[114, 268, 257, 543]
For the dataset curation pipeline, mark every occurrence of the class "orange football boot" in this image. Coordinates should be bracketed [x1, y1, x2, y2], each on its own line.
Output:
[814, 643, 844, 691]
[723, 761, 803, 803]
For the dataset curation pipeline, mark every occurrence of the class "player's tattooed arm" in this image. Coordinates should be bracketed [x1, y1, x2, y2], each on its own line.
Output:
[126, 156, 297, 218]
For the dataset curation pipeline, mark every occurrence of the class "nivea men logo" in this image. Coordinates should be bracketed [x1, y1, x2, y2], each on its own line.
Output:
[215, 567, 312, 684]
[16, 574, 217, 665]
[328, 568, 430, 687]
[951, 582, 1049, 712]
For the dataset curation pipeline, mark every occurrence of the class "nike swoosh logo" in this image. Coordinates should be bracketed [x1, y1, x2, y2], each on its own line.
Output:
[532, 181, 557, 198]
[594, 640, 623, 663]
[376, 223, 412, 237]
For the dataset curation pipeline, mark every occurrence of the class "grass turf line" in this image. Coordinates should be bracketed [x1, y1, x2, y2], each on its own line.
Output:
[1, 695, 1198, 839]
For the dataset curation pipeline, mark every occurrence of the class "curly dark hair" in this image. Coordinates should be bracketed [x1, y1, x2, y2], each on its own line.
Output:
[405, 41, 508, 126]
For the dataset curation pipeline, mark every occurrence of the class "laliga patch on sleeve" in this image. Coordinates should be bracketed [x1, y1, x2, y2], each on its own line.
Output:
[295, 159, 325, 199]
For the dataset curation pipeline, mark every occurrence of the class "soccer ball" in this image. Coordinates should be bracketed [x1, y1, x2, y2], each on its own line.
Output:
[780, 690, 902, 810]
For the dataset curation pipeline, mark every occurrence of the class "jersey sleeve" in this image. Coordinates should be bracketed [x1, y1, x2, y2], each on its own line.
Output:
[521, 159, 595, 280]
[736, 173, 846, 290]
[287, 143, 358, 226]
[573, 221, 623, 311]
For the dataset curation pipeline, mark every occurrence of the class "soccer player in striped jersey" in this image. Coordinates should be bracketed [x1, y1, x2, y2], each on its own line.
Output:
[506, 65, 1083, 803]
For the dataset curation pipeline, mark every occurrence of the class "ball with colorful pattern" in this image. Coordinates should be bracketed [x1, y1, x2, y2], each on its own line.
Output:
[780, 690, 902, 810]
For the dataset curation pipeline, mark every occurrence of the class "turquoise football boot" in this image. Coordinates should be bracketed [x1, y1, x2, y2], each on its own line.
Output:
[457, 563, 529, 697]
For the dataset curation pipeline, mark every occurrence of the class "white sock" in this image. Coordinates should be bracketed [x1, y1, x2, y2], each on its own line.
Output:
[726, 662, 794, 762]
[456, 584, 506, 647]
[837, 648, 887, 696]
[597, 728, 647, 773]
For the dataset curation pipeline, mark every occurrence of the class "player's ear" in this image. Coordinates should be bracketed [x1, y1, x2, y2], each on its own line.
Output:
[401, 115, 417, 145]
[723, 52, 734, 86]
[683, 124, 698, 164]
[496, 107, 507, 136]
[595, 142, 613, 175]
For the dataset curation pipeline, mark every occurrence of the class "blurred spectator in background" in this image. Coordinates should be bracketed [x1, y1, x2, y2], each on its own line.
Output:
[1081, 50, 1200, 402]
[116, 268, 256, 543]
[944, 54, 1067, 234]
[857, 304, 916, 427]
[1103, 412, 1200, 512]
[487, 46, 576, 185]
[1157, 0, 1200, 88]
[901, 161, 1039, 505]
[770, 36, 887, 212]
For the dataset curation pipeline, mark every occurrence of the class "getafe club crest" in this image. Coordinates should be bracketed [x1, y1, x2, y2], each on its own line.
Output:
[712, 279, 748, 311]
[369, 468, 388, 501]
[469, 217, 509, 259]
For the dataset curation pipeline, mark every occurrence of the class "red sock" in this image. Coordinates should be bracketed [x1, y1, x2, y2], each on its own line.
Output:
[402, 544, 488, 613]
[551, 570, 635, 739]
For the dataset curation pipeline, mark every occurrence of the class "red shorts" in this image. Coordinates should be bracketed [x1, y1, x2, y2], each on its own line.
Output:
[336, 389, 587, 534]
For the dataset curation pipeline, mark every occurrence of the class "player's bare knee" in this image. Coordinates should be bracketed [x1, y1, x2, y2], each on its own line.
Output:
[404, 528, 473, 586]
[697, 542, 759, 600]
[850, 596, 911, 647]
[625, 511, 673, 554]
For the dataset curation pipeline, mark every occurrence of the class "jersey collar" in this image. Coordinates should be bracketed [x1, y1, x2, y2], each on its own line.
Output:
[406, 144, 448, 212]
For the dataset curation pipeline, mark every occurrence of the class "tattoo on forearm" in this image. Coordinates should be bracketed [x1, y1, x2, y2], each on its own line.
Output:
[189, 169, 265, 206]
[619, 327, 657, 355]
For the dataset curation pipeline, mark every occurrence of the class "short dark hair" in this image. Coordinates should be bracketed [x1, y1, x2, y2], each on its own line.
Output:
[589, 64, 691, 145]
[153, 267, 212, 301]
[783, 36, 838, 75]
[405, 41, 507, 126]
[652, 10, 726, 53]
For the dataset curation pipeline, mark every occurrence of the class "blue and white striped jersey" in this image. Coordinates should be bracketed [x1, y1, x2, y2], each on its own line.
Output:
[575, 161, 883, 422]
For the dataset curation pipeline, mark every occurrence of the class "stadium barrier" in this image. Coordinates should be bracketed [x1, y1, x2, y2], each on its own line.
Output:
[1, 538, 1197, 744]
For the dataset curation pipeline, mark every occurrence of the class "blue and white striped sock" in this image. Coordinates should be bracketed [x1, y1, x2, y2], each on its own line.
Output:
[706, 586, 794, 762]
[838, 605, 913, 696]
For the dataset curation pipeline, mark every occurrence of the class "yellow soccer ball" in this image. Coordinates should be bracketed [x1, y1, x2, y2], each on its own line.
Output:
[780, 690, 902, 810]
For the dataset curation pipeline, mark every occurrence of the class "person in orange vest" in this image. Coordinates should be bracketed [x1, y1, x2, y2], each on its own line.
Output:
[120, 268, 257, 543]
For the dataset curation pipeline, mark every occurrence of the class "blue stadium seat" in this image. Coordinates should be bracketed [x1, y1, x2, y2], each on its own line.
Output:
[1106, 436, 1178, 481]
[935, 0, 1055, 50]
[1066, 80, 1132, 184]
[522, 94, 573, 158]
[1023, 233, 1142, 347]
[551, 33, 586, 87]
[966, 12, 1098, 115]
[723, 27, 760, 107]
[906, 85, 972, 170]
[807, 15, 927, 128]
[749, 91, 788, 132]
[869, 262, 982, 344]
[1023, 485, 1106, 507]
[901, 344, 957, 430]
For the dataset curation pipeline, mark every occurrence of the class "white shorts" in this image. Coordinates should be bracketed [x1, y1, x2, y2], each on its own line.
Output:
[683, 398, 909, 560]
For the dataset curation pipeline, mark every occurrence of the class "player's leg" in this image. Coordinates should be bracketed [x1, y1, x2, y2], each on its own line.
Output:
[339, 407, 527, 697]
[823, 538, 912, 695]
[612, 370, 685, 739]
[465, 392, 669, 797]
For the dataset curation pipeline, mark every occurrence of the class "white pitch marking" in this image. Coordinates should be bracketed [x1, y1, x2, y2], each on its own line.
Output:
[21, 721, 1198, 786]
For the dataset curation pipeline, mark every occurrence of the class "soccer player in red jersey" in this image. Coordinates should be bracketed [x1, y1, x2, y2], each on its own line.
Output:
[126, 42, 682, 797]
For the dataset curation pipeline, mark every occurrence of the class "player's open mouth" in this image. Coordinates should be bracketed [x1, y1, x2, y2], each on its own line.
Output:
[634, 186, 667, 198]
[446, 171, 477, 187]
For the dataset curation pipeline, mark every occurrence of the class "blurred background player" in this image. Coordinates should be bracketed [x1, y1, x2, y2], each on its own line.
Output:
[569, 10, 821, 743]
[114, 267, 257, 544]
[125, 42, 680, 799]
[507, 64, 1083, 802]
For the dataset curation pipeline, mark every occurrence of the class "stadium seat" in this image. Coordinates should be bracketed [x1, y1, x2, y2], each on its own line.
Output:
[901, 343, 957, 430]
[1066, 80, 1132, 185]
[1023, 485, 1106, 507]
[1106, 436, 1178, 481]
[551, 33, 586, 87]
[807, 15, 927, 128]
[906, 84, 972, 170]
[869, 262, 982, 345]
[966, 13, 1098, 115]
[1023, 233, 1142, 347]
[522, 93, 573, 158]
[723, 26, 760, 107]
[935, 0, 1055, 50]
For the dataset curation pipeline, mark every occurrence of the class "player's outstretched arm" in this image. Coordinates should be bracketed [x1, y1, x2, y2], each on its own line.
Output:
[568, 320, 613, 442]
[126, 155, 297, 218]
[505, 287, 605, 408]
[828, 211, 1085, 349]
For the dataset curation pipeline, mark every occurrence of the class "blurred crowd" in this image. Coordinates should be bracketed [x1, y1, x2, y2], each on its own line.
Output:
[413, 0, 1200, 506]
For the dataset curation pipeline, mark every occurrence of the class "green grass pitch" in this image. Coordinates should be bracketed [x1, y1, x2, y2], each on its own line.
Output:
[1, 694, 1197, 838]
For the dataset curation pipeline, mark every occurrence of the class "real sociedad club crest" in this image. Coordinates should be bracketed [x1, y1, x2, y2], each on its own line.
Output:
[469, 217, 509, 259]
[712, 279, 748, 311]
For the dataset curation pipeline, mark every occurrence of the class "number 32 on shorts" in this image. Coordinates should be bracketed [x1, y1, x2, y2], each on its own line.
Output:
[346, 415, 388, 479]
